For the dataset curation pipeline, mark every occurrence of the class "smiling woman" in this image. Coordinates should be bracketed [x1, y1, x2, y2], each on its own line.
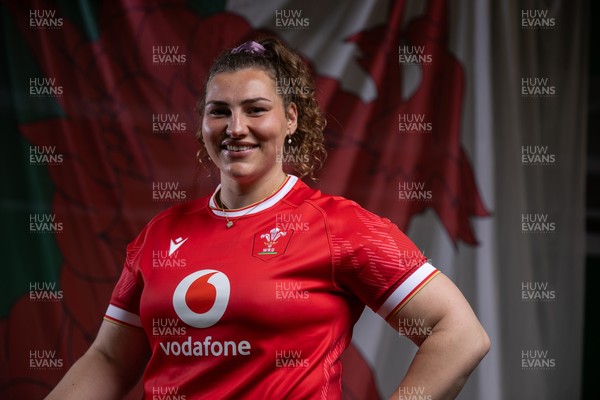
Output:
[47, 37, 489, 400]
[197, 37, 327, 184]
[201, 68, 296, 207]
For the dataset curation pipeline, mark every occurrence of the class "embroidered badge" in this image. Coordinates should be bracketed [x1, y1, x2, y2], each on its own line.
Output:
[252, 227, 293, 261]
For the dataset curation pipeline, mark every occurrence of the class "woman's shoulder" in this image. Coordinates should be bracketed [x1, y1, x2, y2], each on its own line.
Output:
[290, 179, 358, 209]
[293, 181, 387, 226]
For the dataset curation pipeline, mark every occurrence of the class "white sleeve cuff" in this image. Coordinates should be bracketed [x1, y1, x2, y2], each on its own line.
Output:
[376, 262, 439, 321]
[104, 304, 142, 327]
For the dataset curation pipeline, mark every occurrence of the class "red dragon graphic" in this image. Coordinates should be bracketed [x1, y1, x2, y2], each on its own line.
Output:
[0, 0, 488, 399]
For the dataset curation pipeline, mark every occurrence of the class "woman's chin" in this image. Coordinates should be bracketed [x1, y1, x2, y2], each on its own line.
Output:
[223, 165, 258, 181]
[222, 164, 282, 185]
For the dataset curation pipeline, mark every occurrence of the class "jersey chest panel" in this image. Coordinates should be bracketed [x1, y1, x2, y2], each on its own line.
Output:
[135, 202, 358, 397]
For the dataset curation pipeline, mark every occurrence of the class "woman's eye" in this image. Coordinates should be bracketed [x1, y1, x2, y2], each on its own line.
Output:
[209, 108, 229, 116]
[248, 107, 266, 114]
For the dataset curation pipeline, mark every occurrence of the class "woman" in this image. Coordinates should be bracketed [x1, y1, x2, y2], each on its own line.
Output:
[48, 37, 489, 399]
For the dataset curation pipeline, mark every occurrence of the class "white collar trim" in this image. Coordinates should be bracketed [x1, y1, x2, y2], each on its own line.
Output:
[209, 175, 298, 217]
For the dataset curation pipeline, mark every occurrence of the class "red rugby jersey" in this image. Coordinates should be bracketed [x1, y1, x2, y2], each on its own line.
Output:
[105, 175, 439, 399]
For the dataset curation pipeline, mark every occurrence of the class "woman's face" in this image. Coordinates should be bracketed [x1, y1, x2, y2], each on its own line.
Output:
[202, 68, 297, 185]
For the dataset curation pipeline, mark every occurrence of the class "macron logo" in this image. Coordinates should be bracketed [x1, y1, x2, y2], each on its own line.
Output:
[169, 237, 189, 256]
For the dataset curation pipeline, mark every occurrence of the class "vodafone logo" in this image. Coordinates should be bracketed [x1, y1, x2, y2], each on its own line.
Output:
[173, 270, 230, 328]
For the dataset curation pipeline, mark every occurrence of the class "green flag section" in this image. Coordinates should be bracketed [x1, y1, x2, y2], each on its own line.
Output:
[0, 6, 63, 318]
[187, 0, 227, 18]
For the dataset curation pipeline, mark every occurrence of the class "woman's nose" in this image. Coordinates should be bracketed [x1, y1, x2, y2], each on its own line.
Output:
[226, 112, 247, 137]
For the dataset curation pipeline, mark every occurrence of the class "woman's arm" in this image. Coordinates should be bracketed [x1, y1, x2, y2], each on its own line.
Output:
[46, 320, 150, 400]
[389, 273, 490, 400]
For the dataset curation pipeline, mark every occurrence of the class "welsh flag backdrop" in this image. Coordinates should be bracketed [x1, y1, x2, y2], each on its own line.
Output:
[0, 1, 586, 399]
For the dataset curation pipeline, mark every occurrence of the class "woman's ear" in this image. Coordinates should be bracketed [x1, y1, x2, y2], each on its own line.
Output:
[286, 102, 298, 134]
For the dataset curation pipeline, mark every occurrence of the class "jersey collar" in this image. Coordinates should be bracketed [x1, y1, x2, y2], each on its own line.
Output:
[209, 175, 298, 218]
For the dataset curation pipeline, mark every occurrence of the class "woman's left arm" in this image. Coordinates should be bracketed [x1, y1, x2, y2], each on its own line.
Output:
[388, 273, 491, 400]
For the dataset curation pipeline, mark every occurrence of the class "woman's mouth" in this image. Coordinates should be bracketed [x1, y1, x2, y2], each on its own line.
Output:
[221, 143, 259, 157]
[223, 144, 258, 152]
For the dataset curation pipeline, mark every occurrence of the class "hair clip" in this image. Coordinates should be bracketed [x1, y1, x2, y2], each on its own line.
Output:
[230, 41, 266, 55]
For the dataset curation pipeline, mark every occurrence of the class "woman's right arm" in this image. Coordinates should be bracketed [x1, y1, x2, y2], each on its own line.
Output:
[46, 320, 151, 400]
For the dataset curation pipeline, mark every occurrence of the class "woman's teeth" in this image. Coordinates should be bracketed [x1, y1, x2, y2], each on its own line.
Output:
[226, 145, 255, 151]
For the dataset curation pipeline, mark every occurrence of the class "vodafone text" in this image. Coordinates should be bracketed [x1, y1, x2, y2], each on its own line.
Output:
[159, 336, 251, 357]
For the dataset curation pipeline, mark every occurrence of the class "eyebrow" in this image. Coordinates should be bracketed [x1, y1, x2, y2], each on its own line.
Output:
[205, 97, 272, 107]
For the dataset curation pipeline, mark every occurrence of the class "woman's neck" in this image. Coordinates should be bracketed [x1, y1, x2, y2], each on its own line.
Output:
[218, 171, 288, 210]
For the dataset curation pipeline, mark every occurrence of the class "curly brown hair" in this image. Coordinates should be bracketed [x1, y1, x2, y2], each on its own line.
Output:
[196, 36, 327, 179]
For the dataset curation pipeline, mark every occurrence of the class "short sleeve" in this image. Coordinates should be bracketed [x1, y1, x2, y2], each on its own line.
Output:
[331, 204, 439, 322]
[103, 228, 147, 328]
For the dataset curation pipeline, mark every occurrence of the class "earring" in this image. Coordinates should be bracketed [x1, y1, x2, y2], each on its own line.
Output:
[287, 135, 292, 144]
